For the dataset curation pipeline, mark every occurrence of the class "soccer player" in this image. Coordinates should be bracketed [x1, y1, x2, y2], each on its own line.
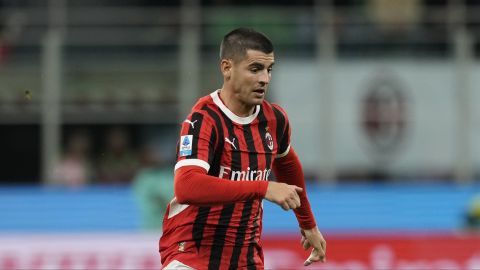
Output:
[160, 28, 326, 269]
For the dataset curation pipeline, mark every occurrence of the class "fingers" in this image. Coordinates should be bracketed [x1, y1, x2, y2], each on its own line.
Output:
[281, 202, 289, 211]
[304, 248, 326, 266]
[278, 185, 302, 210]
[288, 193, 301, 210]
[290, 186, 301, 209]
[302, 227, 327, 266]
[314, 240, 326, 260]
[281, 185, 301, 210]
[265, 182, 302, 210]
[282, 196, 300, 211]
[304, 248, 318, 266]
[301, 236, 310, 250]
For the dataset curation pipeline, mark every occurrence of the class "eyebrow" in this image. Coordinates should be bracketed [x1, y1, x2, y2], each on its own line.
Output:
[248, 62, 275, 68]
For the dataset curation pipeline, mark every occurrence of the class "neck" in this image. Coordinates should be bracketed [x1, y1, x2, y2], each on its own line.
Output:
[219, 88, 255, 117]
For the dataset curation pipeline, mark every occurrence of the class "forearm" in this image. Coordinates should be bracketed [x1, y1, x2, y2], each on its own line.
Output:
[174, 165, 269, 205]
[273, 148, 316, 229]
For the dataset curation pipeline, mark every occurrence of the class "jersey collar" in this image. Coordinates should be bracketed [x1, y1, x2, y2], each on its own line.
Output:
[210, 90, 260, 125]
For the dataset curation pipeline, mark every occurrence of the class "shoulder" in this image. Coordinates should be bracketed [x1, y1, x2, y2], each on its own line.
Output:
[271, 103, 288, 116]
[187, 94, 219, 126]
[263, 101, 289, 122]
[191, 94, 213, 112]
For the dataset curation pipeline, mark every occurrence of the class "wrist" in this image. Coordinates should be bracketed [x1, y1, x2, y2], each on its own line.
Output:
[301, 223, 317, 231]
[258, 181, 269, 198]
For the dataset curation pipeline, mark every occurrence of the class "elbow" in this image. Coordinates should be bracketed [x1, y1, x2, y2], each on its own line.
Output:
[174, 170, 196, 204]
[175, 192, 191, 205]
[174, 166, 208, 205]
[174, 180, 192, 204]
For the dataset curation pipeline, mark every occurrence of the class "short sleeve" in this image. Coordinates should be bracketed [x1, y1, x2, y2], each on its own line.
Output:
[272, 104, 291, 158]
[174, 111, 217, 172]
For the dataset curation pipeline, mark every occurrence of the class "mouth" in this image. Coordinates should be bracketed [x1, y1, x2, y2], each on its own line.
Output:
[253, 89, 265, 96]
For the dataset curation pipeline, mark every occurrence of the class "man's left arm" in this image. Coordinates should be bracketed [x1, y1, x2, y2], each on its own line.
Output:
[272, 147, 326, 265]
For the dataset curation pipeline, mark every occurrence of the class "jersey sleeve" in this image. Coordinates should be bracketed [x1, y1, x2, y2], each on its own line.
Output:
[175, 166, 269, 205]
[272, 104, 291, 158]
[273, 147, 316, 230]
[174, 110, 217, 172]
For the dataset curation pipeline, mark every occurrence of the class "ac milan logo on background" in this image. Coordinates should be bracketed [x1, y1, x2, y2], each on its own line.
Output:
[265, 132, 274, 151]
[361, 72, 408, 164]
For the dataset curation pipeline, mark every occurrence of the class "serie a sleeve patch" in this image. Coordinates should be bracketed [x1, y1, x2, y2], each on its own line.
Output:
[179, 135, 193, 156]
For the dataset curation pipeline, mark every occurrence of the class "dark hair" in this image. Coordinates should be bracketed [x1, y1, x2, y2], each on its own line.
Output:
[220, 28, 274, 61]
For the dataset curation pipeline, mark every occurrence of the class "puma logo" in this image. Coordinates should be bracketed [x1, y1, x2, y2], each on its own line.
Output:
[184, 119, 198, 129]
[225, 137, 237, 150]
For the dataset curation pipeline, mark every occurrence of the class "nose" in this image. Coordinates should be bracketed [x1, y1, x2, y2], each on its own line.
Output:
[259, 70, 270, 86]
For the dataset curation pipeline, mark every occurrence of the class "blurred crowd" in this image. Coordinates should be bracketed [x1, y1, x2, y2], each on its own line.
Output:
[50, 126, 175, 230]
[51, 126, 174, 187]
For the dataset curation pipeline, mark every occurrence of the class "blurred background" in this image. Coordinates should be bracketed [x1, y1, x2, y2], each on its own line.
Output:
[1, 0, 480, 269]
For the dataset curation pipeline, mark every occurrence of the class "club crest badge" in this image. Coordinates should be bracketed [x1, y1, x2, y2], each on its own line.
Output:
[265, 132, 274, 151]
[179, 135, 193, 156]
[178, 241, 186, 252]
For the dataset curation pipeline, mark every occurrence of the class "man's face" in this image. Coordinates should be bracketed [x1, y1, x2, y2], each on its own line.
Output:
[228, 49, 275, 106]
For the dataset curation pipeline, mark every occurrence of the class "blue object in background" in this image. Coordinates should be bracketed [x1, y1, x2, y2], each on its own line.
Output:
[0, 184, 479, 232]
[263, 184, 480, 232]
[0, 186, 140, 232]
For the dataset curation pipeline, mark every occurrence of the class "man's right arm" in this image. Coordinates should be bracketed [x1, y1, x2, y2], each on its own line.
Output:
[175, 166, 267, 204]
[175, 165, 302, 209]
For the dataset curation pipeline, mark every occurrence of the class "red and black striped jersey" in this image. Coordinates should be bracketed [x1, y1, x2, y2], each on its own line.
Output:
[160, 90, 291, 270]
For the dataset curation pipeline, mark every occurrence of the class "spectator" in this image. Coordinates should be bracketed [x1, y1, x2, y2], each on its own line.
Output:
[52, 131, 93, 187]
[133, 143, 174, 231]
[0, 10, 25, 65]
[465, 195, 480, 231]
[97, 126, 139, 184]
[367, 0, 422, 34]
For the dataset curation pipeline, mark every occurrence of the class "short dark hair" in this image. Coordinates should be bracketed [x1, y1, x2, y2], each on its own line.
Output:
[220, 28, 274, 61]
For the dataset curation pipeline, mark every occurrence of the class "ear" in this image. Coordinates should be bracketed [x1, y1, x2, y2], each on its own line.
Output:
[220, 59, 232, 79]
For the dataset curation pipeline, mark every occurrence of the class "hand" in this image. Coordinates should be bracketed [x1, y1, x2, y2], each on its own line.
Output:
[264, 182, 302, 211]
[301, 226, 326, 266]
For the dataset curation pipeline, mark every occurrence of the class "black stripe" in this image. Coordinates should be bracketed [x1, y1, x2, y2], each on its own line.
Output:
[272, 106, 287, 154]
[187, 112, 204, 159]
[191, 107, 223, 256]
[192, 206, 211, 252]
[207, 127, 217, 167]
[279, 122, 290, 151]
[208, 203, 235, 270]
[257, 108, 273, 170]
[244, 106, 274, 269]
[175, 140, 180, 161]
[216, 109, 241, 174]
[202, 105, 225, 177]
[243, 124, 259, 173]
[229, 123, 258, 269]
[209, 112, 239, 269]
[221, 114, 241, 173]
[229, 200, 254, 270]
[246, 203, 260, 270]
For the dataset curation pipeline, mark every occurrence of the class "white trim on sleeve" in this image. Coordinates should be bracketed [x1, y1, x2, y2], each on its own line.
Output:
[174, 159, 210, 172]
[276, 145, 291, 158]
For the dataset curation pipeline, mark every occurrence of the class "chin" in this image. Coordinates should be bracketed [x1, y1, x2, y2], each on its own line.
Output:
[250, 98, 264, 105]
